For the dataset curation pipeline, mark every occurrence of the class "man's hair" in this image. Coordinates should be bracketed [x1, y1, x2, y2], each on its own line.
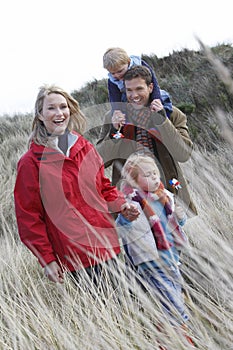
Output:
[103, 47, 130, 70]
[124, 65, 152, 85]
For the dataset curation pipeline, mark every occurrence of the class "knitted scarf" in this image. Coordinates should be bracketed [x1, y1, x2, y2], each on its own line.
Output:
[123, 182, 187, 251]
[127, 104, 155, 155]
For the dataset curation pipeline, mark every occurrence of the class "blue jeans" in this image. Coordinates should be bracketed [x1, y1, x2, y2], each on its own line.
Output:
[137, 261, 189, 324]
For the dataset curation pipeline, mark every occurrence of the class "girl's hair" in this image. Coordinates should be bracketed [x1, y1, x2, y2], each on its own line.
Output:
[30, 84, 86, 146]
[103, 47, 130, 71]
[121, 153, 160, 187]
[124, 65, 152, 86]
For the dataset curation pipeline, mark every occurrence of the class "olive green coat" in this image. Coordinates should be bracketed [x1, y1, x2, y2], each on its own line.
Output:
[96, 106, 197, 217]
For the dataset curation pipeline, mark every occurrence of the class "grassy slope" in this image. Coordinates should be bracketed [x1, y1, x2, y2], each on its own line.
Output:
[0, 44, 233, 349]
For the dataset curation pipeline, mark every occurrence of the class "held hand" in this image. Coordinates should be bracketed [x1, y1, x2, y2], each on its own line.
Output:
[112, 110, 126, 129]
[150, 98, 163, 112]
[121, 202, 140, 222]
[44, 261, 64, 284]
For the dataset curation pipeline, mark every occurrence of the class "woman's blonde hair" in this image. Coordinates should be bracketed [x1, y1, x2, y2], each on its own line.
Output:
[103, 47, 130, 71]
[121, 153, 160, 188]
[30, 84, 86, 146]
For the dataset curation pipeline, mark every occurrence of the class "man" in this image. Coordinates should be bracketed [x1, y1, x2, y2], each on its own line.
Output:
[96, 65, 197, 216]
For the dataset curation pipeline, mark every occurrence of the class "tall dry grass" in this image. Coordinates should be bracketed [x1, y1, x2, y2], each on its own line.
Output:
[1, 142, 232, 350]
[0, 45, 233, 350]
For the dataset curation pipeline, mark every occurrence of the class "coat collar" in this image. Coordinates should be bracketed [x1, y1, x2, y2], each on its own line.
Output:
[30, 131, 86, 162]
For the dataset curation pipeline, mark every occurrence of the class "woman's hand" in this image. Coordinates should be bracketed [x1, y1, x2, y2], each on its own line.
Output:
[44, 261, 64, 284]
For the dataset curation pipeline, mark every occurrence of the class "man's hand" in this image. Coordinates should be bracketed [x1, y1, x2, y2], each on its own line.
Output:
[112, 110, 126, 129]
[44, 261, 64, 284]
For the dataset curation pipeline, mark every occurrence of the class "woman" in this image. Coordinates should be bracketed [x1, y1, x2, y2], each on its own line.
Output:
[14, 85, 138, 284]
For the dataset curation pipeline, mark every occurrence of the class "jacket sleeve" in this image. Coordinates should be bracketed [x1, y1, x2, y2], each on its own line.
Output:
[142, 59, 161, 100]
[108, 79, 126, 113]
[116, 214, 131, 226]
[96, 110, 112, 145]
[14, 156, 57, 267]
[151, 106, 193, 162]
[95, 110, 115, 168]
[93, 147, 126, 213]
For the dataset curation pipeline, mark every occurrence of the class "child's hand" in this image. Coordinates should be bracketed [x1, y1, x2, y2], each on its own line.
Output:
[112, 110, 126, 129]
[121, 202, 140, 221]
[174, 203, 186, 222]
[150, 99, 163, 112]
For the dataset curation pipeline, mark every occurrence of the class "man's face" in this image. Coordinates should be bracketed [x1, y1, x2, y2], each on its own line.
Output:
[125, 77, 153, 110]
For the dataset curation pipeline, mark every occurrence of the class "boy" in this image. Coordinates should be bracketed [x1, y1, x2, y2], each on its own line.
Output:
[103, 47, 172, 116]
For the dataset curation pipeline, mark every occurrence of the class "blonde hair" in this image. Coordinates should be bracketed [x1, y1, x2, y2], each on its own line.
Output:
[121, 153, 160, 187]
[103, 47, 130, 71]
[30, 84, 86, 146]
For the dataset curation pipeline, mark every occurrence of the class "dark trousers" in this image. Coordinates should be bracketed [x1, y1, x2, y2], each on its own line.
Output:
[70, 257, 122, 303]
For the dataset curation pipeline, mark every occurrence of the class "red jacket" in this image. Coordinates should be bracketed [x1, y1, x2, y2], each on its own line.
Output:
[14, 132, 125, 271]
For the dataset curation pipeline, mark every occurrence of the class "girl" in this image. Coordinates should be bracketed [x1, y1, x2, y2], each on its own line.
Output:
[116, 153, 189, 325]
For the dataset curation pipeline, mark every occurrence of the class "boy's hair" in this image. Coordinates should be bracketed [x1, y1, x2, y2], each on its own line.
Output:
[103, 47, 130, 70]
[124, 65, 152, 86]
[121, 153, 160, 186]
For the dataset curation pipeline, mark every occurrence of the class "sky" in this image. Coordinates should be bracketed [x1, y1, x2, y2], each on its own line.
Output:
[0, 0, 232, 116]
